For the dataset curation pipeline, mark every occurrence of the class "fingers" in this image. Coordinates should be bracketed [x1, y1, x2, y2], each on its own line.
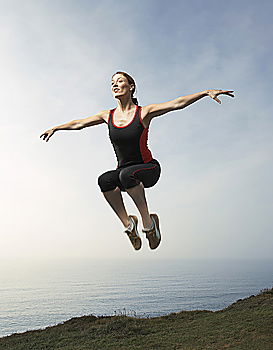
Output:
[40, 131, 52, 142]
[40, 133, 47, 140]
[226, 91, 235, 97]
[213, 96, 221, 104]
[222, 90, 235, 97]
[208, 91, 220, 103]
[40, 133, 48, 141]
[45, 134, 51, 142]
[208, 90, 235, 103]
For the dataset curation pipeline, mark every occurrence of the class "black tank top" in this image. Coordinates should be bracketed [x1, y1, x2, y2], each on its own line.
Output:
[108, 105, 153, 168]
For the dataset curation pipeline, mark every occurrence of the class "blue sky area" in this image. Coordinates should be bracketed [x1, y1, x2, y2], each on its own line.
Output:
[0, 0, 272, 260]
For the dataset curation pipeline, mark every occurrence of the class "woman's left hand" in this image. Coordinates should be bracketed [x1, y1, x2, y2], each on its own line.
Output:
[207, 90, 234, 104]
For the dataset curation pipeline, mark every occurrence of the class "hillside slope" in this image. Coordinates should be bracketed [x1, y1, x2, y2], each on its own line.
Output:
[0, 288, 272, 350]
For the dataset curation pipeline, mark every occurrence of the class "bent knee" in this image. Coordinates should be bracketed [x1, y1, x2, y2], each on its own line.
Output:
[119, 169, 140, 189]
[98, 172, 118, 192]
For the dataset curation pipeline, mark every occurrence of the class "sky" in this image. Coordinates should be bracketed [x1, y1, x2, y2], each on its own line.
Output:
[0, 0, 273, 261]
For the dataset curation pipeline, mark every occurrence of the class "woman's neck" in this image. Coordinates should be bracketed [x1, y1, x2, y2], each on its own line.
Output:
[116, 96, 135, 112]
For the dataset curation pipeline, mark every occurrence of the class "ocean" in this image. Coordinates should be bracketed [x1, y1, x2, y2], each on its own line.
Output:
[0, 258, 272, 338]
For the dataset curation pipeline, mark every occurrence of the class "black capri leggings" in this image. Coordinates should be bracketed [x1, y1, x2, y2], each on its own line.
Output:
[98, 159, 161, 192]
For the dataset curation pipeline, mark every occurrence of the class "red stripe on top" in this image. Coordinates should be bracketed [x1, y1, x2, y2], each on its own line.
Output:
[108, 109, 115, 124]
[138, 106, 153, 163]
[132, 165, 157, 176]
[112, 105, 138, 128]
[138, 106, 145, 127]
[139, 127, 153, 163]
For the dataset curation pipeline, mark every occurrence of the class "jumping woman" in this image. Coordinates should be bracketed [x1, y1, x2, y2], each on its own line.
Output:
[40, 72, 234, 251]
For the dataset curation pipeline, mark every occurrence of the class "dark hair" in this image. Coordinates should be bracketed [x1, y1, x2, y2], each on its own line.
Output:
[112, 71, 139, 105]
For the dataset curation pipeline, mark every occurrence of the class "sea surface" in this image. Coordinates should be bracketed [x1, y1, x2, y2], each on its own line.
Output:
[0, 258, 272, 338]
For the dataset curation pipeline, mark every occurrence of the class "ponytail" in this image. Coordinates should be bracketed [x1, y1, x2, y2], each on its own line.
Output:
[132, 97, 139, 106]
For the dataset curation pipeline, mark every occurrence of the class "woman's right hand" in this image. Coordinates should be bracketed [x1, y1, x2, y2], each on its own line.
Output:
[206, 90, 234, 104]
[40, 128, 55, 142]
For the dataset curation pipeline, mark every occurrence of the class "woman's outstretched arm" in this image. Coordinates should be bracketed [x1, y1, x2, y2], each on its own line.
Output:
[141, 89, 234, 126]
[40, 110, 108, 142]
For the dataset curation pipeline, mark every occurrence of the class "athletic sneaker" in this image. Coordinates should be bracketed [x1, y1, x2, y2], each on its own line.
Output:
[124, 215, 142, 250]
[142, 214, 161, 250]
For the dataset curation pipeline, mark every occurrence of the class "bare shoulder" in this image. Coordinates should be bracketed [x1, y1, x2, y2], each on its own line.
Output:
[97, 109, 111, 123]
[139, 105, 152, 128]
[80, 109, 110, 128]
[141, 101, 176, 127]
[140, 105, 150, 120]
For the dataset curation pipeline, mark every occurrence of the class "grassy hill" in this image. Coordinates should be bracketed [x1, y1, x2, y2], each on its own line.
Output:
[0, 288, 272, 350]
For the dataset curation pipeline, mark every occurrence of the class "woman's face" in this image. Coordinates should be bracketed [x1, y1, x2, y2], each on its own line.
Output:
[111, 74, 133, 99]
